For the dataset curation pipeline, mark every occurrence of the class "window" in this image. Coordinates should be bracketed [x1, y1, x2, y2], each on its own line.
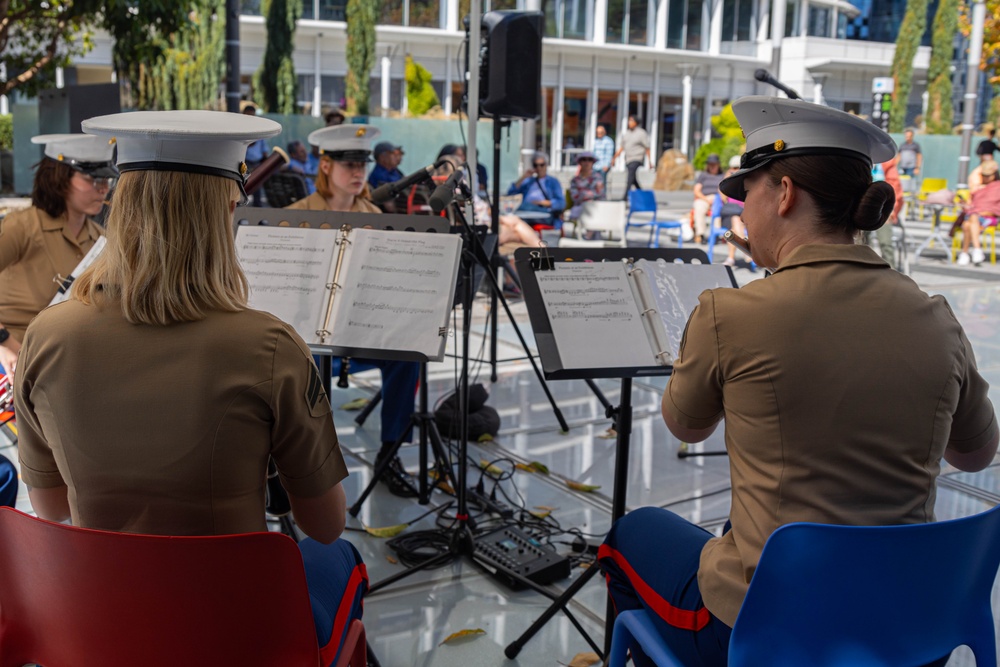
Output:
[380, 0, 440, 27]
[667, 0, 685, 48]
[318, 0, 347, 20]
[685, 0, 703, 50]
[542, 0, 589, 39]
[807, 6, 830, 36]
[240, 0, 262, 15]
[296, 74, 347, 107]
[606, 0, 650, 45]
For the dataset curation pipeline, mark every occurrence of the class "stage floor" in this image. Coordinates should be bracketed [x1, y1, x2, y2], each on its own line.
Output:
[6, 252, 1000, 666]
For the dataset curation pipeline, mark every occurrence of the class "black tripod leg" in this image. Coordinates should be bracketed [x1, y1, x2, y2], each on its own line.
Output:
[585, 378, 612, 412]
[354, 389, 382, 427]
[367, 548, 456, 595]
[504, 564, 602, 659]
[348, 417, 418, 517]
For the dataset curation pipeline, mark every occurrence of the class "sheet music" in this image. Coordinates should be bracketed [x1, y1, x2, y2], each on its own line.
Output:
[236, 226, 337, 342]
[328, 229, 462, 361]
[535, 262, 657, 370]
[632, 259, 733, 357]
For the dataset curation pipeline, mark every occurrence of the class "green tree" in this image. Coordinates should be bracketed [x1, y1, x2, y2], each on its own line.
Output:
[405, 55, 440, 116]
[693, 104, 744, 170]
[253, 0, 300, 114]
[346, 0, 378, 115]
[0, 1, 191, 98]
[924, 0, 957, 133]
[889, 0, 929, 132]
[137, 1, 226, 111]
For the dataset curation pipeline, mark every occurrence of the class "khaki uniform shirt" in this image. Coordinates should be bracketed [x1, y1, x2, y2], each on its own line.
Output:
[15, 296, 348, 536]
[663, 243, 997, 627]
[0, 207, 103, 343]
[286, 192, 381, 214]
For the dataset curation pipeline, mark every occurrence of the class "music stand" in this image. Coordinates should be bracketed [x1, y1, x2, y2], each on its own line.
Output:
[503, 245, 737, 660]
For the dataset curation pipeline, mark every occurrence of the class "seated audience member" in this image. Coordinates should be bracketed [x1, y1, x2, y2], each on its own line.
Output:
[958, 160, 1000, 266]
[288, 124, 421, 497]
[508, 153, 565, 224]
[437, 144, 488, 195]
[719, 155, 746, 267]
[324, 107, 347, 127]
[16, 110, 367, 665]
[368, 141, 404, 190]
[286, 140, 317, 194]
[691, 153, 724, 243]
[968, 154, 996, 194]
[597, 97, 997, 667]
[568, 151, 605, 220]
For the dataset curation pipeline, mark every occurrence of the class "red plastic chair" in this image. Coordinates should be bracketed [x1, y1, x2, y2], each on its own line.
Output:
[0, 508, 366, 667]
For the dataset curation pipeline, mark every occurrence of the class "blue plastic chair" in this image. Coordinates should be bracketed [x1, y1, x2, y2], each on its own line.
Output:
[704, 194, 729, 261]
[609, 503, 1000, 667]
[626, 191, 683, 248]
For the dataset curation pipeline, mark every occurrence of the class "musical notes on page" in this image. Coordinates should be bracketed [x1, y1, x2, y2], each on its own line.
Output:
[536, 262, 659, 370]
[236, 226, 337, 340]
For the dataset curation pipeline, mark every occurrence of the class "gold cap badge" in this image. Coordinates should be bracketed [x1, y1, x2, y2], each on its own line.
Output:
[774, 139, 785, 152]
[355, 127, 366, 137]
[239, 162, 248, 176]
[57, 154, 64, 161]
[108, 137, 117, 145]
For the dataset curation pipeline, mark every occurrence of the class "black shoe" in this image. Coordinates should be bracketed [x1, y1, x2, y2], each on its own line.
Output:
[374, 453, 418, 498]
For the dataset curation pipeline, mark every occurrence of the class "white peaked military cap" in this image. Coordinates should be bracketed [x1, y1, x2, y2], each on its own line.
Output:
[719, 96, 897, 200]
[307, 124, 381, 162]
[81, 110, 282, 187]
[31, 134, 118, 178]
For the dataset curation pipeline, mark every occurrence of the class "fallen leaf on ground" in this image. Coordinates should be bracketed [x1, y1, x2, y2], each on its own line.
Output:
[528, 461, 550, 474]
[339, 397, 370, 411]
[598, 427, 617, 439]
[515, 462, 535, 473]
[386, 555, 398, 564]
[477, 433, 494, 442]
[566, 480, 601, 492]
[479, 460, 503, 475]
[439, 628, 486, 646]
[436, 481, 456, 494]
[562, 651, 602, 667]
[529, 509, 552, 519]
[364, 523, 408, 538]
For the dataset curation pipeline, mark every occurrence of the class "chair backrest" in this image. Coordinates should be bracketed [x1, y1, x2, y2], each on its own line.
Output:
[918, 177, 949, 196]
[0, 508, 320, 667]
[710, 193, 724, 219]
[576, 200, 627, 240]
[627, 189, 657, 213]
[262, 171, 311, 208]
[729, 505, 1000, 667]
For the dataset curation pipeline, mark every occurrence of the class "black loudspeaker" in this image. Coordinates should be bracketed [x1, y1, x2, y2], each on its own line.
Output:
[38, 84, 122, 135]
[479, 11, 544, 120]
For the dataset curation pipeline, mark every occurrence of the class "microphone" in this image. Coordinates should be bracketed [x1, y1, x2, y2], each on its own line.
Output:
[370, 164, 438, 204]
[429, 168, 465, 214]
[753, 69, 802, 100]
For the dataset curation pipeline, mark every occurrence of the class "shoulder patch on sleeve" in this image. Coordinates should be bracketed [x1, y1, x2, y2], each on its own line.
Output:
[305, 361, 332, 417]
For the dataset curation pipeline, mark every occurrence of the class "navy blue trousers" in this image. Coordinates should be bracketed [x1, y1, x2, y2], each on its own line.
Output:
[353, 358, 419, 445]
[0, 453, 16, 508]
[299, 538, 368, 667]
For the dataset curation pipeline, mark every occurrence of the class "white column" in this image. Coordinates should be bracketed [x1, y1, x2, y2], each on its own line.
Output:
[55, 67, 64, 89]
[312, 33, 323, 118]
[444, 44, 453, 115]
[813, 81, 823, 104]
[799, 0, 809, 36]
[587, 56, 599, 150]
[619, 57, 631, 169]
[681, 71, 693, 156]
[702, 71, 714, 145]
[770, 0, 787, 71]
[446, 0, 459, 31]
[466, 0, 481, 207]
[0, 64, 6, 115]
[593, 0, 608, 44]
[709, 0, 724, 54]
[655, 0, 669, 48]
[381, 55, 392, 117]
[921, 90, 930, 131]
[551, 54, 565, 168]
[649, 60, 661, 167]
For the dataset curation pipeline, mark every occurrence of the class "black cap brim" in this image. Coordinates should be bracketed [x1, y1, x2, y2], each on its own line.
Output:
[719, 160, 772, 200]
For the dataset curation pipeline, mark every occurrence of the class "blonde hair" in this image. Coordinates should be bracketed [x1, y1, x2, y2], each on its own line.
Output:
[314, 154, 374, 202]
[74, 170, 248, 325]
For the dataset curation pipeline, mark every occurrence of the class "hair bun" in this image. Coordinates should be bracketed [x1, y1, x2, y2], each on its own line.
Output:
[852, 181, 895, 231]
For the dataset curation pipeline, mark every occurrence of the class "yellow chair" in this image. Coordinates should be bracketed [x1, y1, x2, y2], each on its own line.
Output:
[951, 218, 998, 264]
[916, 177, 950, 219]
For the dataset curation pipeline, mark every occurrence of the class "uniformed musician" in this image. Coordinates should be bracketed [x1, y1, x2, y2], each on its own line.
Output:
[14, 110, 365, 665]
[0, 134, 115, 376]
[597, 98, 998, 667]
[287, 124, 422, 498]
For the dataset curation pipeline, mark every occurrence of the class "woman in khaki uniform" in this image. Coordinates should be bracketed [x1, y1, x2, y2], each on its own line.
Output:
[0, 134, 115, 375]
[287, 124, 422, 498]
[597, 98, 998, 667]
[15, 111, 366, 666]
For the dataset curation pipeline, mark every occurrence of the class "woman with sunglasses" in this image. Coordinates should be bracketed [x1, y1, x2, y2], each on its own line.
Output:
[0, 134, 116, 376]
[287, 125, 422, 498]
[508, 152, 566, 224]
